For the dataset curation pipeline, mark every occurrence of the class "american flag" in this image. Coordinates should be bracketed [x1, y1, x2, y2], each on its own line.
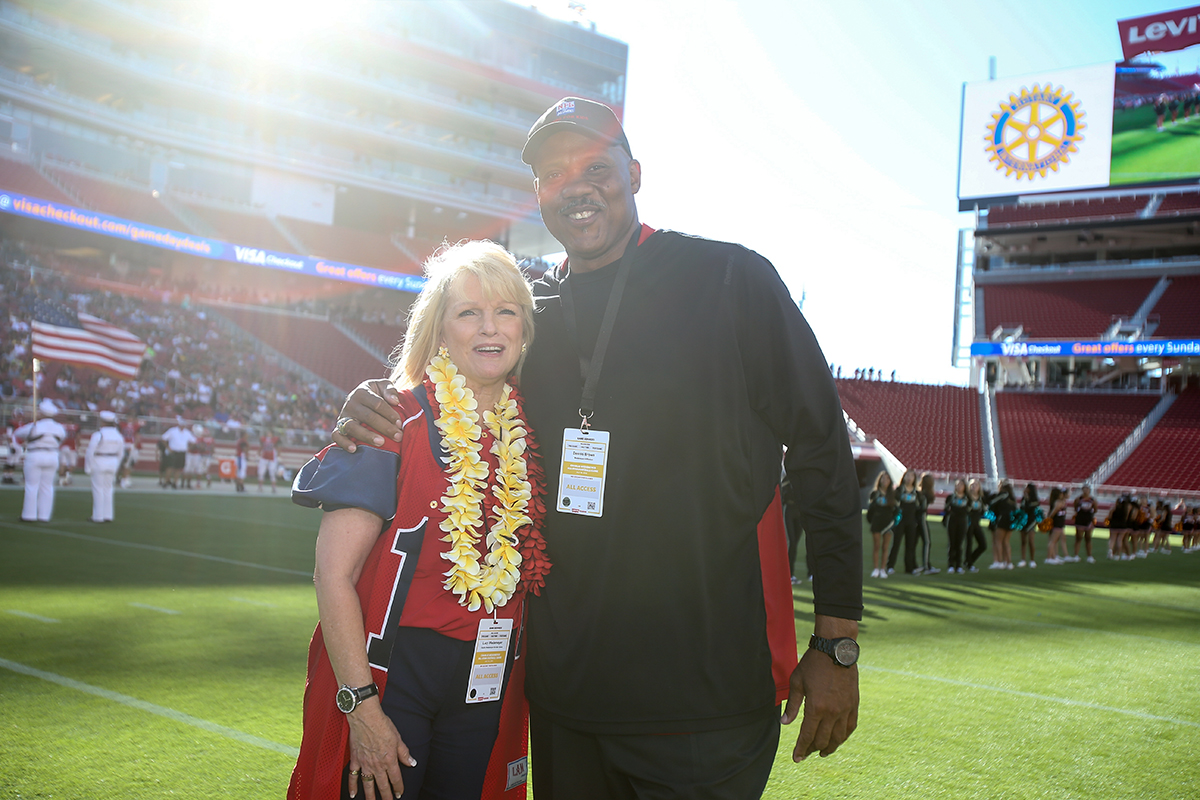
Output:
[31, 298, 148, 379]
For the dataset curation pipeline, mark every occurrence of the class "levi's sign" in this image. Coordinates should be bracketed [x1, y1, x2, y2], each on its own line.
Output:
[1118, 5, 1200, 59]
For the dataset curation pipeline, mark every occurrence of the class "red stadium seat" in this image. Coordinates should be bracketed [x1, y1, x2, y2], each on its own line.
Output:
[835, 380, 984, 475]
[983, 278, 1159, 339]
[1107, 389, 1200, 492]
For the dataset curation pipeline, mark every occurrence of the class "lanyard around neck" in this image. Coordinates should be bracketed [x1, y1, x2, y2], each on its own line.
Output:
[558, 243, 636, 429]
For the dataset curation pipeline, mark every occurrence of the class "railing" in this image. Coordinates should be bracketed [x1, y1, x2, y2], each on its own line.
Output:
[1086, 391, 1177, 488]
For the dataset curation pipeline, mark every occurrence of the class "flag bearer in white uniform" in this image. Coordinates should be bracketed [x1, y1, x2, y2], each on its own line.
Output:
[85, 410, 124, 523]
[14, 399, 68, 522]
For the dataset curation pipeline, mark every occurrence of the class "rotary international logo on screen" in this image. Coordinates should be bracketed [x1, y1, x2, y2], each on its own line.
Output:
[985, 84, 1086, 180]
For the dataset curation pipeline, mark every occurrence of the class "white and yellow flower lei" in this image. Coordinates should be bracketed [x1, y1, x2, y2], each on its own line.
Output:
[428, 347, 533, 613]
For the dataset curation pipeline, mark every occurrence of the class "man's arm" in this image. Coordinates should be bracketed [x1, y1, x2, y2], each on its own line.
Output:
[330, 380, 404, 452]
[729, 247, 863, 761]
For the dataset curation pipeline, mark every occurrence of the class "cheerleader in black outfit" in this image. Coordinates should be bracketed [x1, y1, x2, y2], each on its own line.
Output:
[988, 481, 1017, 570]
[893, 470, 925, 575]
[964, 479, 989, 572]
[1152, 499, 1173, 555]
[1182, 503, 1198, 553]
[1108, 494, 1131, 560]
[942, 478, 970, 574]
[1071, 484, 1097, 563]
[1156, 94, 1168, 131]
[1018, 483, 1042, 568]
[919, 472, 940, 574]
[1133, 496, 1152, 558]
[1044, 487, 1068, 564]
[867, 471, 897, 579]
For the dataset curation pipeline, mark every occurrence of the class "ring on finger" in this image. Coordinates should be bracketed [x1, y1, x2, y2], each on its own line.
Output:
[363, 774, 375, 782]
[349, 769, 361, 777]
[335, 417, 352, 436]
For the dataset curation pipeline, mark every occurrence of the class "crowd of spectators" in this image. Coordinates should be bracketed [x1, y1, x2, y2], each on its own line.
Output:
[2, 244, 346, 445]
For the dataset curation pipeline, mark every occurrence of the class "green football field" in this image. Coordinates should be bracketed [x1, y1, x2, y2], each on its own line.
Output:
[1, 487, 1198, 799]
[1110, 103, 1200, 184]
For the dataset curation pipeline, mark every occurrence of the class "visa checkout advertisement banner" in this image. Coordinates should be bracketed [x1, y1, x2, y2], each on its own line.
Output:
[0, 189, 427, 294]
[958, 5, 1200, 210]
[971, 339, 1200, 359]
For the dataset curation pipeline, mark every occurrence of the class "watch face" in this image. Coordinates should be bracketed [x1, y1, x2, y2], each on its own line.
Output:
[834, 639, 860, 666]
[336, 686, 356, 713]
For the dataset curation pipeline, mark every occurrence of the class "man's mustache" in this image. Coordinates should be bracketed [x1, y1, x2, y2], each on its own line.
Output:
[558, 197, 606, 215]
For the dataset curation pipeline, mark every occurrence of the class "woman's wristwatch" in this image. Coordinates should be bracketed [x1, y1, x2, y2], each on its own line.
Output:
[336, 682, 379, 713]
[808, 634, 860, 667]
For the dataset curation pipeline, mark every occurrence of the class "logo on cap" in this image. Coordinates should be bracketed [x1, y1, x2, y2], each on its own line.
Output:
[556, 100, 576, 117]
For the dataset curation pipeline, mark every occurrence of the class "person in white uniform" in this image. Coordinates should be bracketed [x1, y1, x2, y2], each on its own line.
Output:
[85, 410, 124, 523]
[14, 399, 68, 522]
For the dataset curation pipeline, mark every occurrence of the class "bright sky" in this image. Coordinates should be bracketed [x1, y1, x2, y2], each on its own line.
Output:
[533, 0, 1196, 386]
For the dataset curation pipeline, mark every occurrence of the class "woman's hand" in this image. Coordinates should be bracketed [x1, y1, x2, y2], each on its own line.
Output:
[345, 701, 417, 800]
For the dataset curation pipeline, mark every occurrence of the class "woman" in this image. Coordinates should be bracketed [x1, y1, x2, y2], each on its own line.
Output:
[988, 481, 1017, 570]
[1071, 485, 1097, 564]
[918, 473, 940, 574]
[894, 470, 925, 575]
[1152, 499, 1173, 555]
[942, 478, 970, 574]
[1182, 503, 1198, 553]
[867, 470, 896, 578]
[1108, 494, 1131, 560]
[964, 479, 989, 572]
[1133, 496, 1153, 557]
[1017, 483, 1042, 568]
[1044, 487, 1068, 565]
[288, 241, 549, 800]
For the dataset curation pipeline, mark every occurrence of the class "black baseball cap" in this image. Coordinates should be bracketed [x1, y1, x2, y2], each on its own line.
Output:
[521, 97, 632, 166]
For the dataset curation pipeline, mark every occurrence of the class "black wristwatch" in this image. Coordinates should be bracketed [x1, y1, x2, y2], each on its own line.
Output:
[808, 634, 860, 668]
[335, 682, 379, 714]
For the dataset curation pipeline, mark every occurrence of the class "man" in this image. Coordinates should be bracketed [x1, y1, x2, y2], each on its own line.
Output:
[84, 410, 124, 523]
[57, 416, 79, 487]
[257, 428, 279, 493]
[234, 430, 249, 493]
[14, 399, 68, 522]
[333, 97, 862, 798]
[160, 417, 195, 490]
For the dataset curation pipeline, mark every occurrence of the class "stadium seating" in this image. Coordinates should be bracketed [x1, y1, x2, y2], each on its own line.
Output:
[1152, 275, 1200, 337]
[178, 203, 296, 253]
[46, 170, 184, 231]
[342, 320, 405, 359]
[1155, 192, 1200, 216]
[280, 217, 417, 273]
[995, 392, 1160, 484]
[0, 158, 77, 205]
[218, 307, 388, 392]
[982, 278, 1158, 338]
[1107, 389, 1200, 492]
[986, 196, 1150, 228]
[835, 380, 985, 475]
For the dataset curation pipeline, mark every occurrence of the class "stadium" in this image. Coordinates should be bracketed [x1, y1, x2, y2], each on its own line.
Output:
[1, 2, 1198, 799]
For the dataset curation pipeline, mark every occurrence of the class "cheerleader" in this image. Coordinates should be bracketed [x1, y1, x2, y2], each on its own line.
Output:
[893, 470, 925, 575]
[867, 471, 897, 578]
[964, 479, 989, 572]
[1133, 496, 1153, 558]
[1182, 503, 1198, 553]
[1071, 485, 1097, 563]
[1152, 499, 1173, 555]
[1155, 93, 1168, 131]
[1108, 494, 1131, 560]
[1044, 487, 1069, 564]
[1018, 483, 1042, 568]
[988, 481, 1017, 570]
[919, 473, 940, 574]
[942, 478, 970, 573]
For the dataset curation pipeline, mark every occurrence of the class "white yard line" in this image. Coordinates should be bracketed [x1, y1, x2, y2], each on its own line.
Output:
[128, 602, 181, 615]
[864, 665, 1200, 729]
[5, 610, 60, 623]
[0, 657, 299, 756]
[6, 523, 311, 577]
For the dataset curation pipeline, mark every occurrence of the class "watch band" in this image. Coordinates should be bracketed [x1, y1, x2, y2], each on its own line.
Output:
[337, 682, 379, 713]
[808, 634, 859, 667]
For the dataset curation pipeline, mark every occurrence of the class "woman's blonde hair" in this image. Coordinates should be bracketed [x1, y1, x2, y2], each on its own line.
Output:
[389, 240, 536, 389]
